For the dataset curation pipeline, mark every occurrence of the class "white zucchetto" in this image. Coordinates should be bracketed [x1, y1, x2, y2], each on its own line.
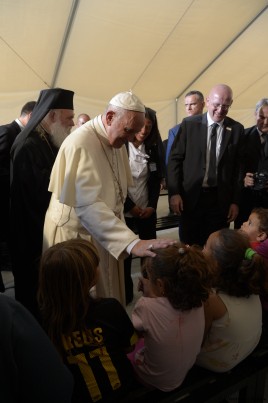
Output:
[109, 90, 145, 113]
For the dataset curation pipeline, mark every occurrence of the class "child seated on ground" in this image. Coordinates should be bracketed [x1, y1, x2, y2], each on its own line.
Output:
[240, 207, 268, 259]
[239, 207, 268, 340]
[196, 228, 265, 372]
[128, 243, 214, 392]
[38, 239, 139, 403]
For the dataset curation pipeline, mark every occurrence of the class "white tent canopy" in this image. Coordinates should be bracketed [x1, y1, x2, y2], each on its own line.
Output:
[0, 0, 268, 138]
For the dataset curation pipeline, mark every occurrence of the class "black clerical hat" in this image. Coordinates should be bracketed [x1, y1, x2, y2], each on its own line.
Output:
[11, 88, 74, 158]
[35, 88, 74, 111]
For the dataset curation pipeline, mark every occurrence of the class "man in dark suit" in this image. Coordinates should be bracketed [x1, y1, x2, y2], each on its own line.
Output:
[168, 84, 244, 246]
[0, 101, 36, 200]
[0, 101, 36, 288]
[234, 98, 268, 229]
[166, 91, 205, 216]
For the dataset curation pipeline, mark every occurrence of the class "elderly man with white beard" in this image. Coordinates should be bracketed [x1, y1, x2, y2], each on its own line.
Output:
[10, 88, 74, 319]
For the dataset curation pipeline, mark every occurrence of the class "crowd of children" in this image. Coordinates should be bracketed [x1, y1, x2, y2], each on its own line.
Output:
[197, 228, 265, 371]
[2, 208, 268, 402]
[35, 208, 268, 400]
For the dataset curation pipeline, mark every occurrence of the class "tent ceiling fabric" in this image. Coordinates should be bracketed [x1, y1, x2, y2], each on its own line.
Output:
[0, 0, 268, 137]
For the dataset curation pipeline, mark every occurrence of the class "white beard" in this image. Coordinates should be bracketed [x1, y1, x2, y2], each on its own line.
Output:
[49, 120, 71, 148]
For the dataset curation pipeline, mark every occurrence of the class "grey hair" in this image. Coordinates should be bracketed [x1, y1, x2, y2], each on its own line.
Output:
[106, 104, 125, 117]
[255, 98, 268, 113]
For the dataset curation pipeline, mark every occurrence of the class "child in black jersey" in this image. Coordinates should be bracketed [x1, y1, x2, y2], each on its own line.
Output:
[38, 238, 138, 403]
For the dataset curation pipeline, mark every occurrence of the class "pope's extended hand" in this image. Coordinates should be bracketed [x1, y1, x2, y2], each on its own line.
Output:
[131, 239, 176, 257]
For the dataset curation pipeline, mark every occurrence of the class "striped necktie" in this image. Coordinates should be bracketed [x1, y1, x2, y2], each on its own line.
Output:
[207, 123, 218, 186]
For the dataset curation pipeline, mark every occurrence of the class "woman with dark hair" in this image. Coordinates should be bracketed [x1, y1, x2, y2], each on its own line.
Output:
[124, 107, 165, 304]
[38, 238, 139, 403]
[197, 228, 265, 372]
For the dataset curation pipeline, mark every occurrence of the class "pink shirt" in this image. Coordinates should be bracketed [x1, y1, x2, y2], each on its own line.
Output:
[131, 297, 205, 391]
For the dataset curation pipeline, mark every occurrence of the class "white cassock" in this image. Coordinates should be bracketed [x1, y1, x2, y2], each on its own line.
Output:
[43, 115, 139, 305]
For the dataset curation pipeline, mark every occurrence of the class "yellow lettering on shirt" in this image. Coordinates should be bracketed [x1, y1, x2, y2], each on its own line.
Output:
[62, 328, 104, 351]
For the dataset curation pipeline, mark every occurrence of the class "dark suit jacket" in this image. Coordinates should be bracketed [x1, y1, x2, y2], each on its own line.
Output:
[240, 125, 268, 175]
[166, 123, 180, 165]
[0, 120, 21, 237]
[234, 126, 268, 228]
[168, 113, 244, 214]
[0, 120, 21, 176]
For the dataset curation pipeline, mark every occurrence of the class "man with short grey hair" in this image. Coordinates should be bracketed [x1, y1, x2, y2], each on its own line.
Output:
[235, 98, 268, 228]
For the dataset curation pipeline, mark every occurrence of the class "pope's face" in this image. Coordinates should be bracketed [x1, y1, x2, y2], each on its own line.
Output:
[106, 110, 145, 148]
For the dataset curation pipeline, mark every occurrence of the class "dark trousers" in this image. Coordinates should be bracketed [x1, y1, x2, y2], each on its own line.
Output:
[124, 214, 156, 304]
[179, 188, 228, 247]
[11, 252, 41, 321]
[0, 177, 12, 282]
[0, 272, 4, 292]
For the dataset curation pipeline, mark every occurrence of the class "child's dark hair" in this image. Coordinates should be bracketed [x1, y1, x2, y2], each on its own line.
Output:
[143, 243, 214, 310]
[252, 207, 268, 234]
[210, 228, 266, 297]
[38, 239, 100, 355]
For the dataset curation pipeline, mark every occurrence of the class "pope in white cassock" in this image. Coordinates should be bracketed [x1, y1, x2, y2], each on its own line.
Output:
[43, 91, 174, 305]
